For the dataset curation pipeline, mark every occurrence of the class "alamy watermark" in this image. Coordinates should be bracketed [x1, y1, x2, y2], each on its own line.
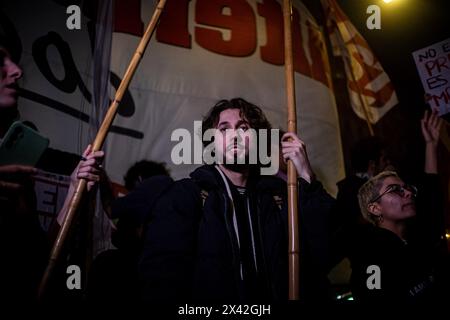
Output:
[366, 5, 381, 30]
[366, 264, 381, 290]
[66, 5, 81, 30]
[66, 264, 81, 290]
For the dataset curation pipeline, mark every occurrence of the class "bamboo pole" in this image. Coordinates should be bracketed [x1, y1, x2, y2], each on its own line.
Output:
[38, 0, 168, 299]
[282, 0, 300, 300]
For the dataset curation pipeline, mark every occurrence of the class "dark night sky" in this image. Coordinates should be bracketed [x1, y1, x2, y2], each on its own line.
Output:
[305, 0, 450, 102]
[338, 0, 450, 107]
[304, 0, 450, 180]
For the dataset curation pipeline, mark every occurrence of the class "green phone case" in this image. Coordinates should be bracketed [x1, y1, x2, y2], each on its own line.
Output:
[0, 121, 50, 166]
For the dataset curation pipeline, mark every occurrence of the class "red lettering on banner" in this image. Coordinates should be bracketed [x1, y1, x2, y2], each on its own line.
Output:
[195, 0, 257, 57]
[114, 0, 143, 36]
[258, 0, 283, 65]
[157, 0, 192, 48]
[257, 1, 324, 84]
[113, 0, 330, 87]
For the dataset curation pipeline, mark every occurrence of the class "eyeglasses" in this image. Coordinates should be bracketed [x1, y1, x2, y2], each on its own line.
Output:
[370, 184, 418, 203]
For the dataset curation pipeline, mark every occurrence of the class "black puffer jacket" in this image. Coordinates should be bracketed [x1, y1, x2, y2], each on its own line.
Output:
[138, 165, 335, 302]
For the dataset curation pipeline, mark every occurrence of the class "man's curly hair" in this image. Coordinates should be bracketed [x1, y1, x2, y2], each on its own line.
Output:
[201, 98, 272, 146]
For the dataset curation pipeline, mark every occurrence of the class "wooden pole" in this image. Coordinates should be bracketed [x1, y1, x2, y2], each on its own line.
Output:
[282, 0, 300, 300]
[38, 0, 168, 299]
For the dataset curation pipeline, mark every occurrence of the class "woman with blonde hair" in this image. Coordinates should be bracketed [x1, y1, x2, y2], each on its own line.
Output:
[349, 111, 448, 302]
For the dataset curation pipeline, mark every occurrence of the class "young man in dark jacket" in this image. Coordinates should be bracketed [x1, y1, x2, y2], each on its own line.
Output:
[138, 98, 335, 302]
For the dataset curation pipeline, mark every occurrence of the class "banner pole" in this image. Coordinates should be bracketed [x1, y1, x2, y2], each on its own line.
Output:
[283, 0, 300, 300]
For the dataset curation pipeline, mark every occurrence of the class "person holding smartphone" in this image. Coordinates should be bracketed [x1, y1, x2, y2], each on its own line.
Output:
[0, 11, 104, 302]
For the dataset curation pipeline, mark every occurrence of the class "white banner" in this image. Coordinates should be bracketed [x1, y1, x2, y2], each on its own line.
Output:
[5, 0, 344, 195]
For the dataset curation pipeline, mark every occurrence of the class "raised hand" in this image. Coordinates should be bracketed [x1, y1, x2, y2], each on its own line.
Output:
[421, 110, 442, 146]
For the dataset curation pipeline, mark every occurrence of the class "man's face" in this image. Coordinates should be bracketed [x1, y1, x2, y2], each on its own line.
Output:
[0, 47, 22, 109]
[214, 108, 255, 165]
[374, 176, 416, 222]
